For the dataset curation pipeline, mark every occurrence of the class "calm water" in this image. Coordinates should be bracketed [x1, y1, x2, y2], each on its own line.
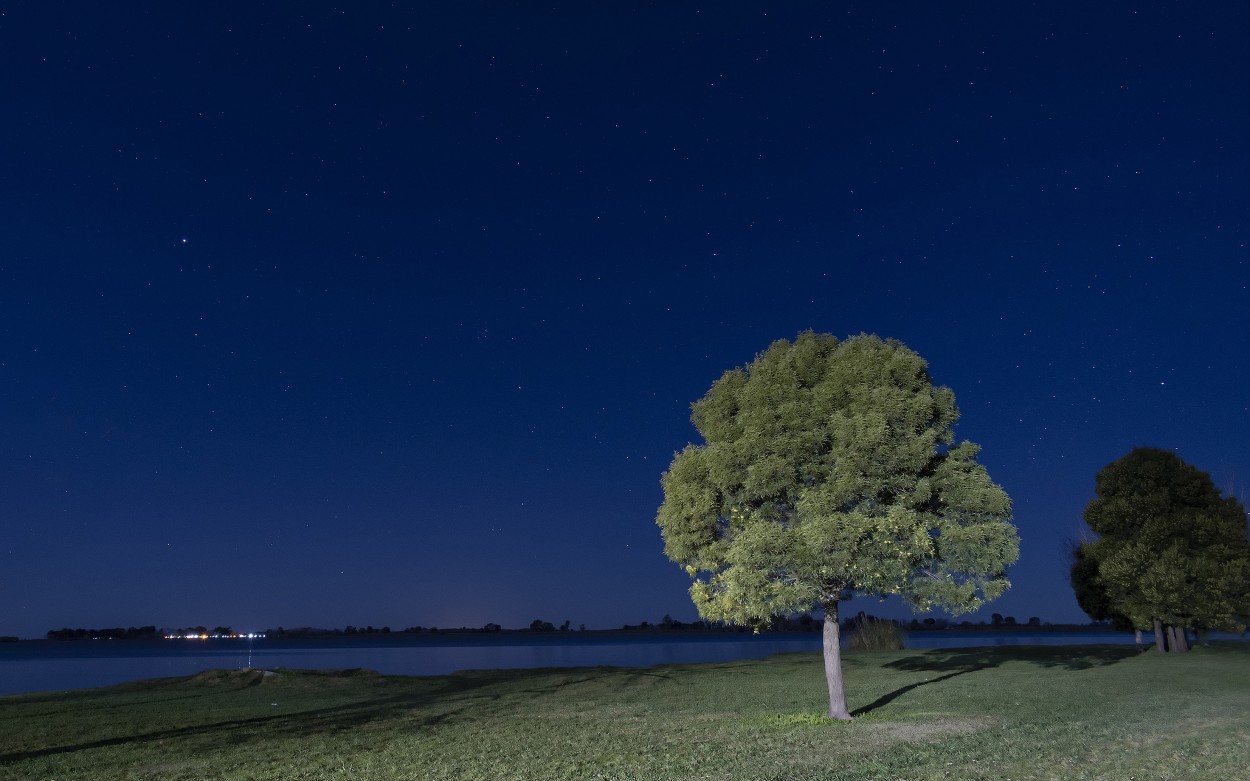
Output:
[0, 629, 1171, 696]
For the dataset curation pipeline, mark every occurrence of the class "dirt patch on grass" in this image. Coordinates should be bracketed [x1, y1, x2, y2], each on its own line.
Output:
[296, 667, 379, 678]
[758, 711, 990, 742]
[127, 759, 203, 778]
[857, 715, 992, 743]
[186, 669, 271, 685]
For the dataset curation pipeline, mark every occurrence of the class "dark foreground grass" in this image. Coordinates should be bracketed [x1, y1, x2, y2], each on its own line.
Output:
[1, 644, 1247, 781]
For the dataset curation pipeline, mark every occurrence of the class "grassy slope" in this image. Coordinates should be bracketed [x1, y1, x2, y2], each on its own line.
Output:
[0, 645, 1246, 781]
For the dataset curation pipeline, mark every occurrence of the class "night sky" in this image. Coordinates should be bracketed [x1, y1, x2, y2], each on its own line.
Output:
[2, 4, 1247, 639]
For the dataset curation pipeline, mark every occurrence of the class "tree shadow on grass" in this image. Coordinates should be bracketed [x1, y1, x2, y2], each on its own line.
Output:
[852, 645, 1141, 716]
[0, 665, 625, 765]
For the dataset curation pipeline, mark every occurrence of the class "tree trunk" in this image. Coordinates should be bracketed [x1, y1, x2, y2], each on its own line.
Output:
[822, 601, 852, 721]
[1153, 619, 1167, 654]
[1169, 625, 1189, 653]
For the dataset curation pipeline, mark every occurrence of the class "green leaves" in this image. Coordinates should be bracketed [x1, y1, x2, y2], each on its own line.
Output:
[1072, 447, 1250, 632]
[657, 333, 1019, 622]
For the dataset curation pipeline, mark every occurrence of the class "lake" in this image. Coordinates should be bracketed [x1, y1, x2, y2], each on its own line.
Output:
[0, 629, 1168, 696]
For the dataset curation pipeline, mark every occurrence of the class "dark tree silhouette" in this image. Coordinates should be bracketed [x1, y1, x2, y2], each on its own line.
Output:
[1072, 447, 1250, 653]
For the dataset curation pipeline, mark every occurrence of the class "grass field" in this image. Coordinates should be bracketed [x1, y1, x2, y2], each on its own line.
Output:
[0, 644, 1246, 780]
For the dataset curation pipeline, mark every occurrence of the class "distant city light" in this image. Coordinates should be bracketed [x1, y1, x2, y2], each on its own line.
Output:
[162, 633, 266, 640]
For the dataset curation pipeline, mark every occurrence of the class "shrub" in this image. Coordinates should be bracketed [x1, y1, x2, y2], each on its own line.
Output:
[847, 616, 904, 651]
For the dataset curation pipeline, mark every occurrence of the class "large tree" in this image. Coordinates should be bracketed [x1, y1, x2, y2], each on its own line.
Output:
[1072, 447, 1250, 653]
[657, 333, 1018, 719]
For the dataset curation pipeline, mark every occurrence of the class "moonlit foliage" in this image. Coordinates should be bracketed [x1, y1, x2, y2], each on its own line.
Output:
[658, 332, 1019, 626]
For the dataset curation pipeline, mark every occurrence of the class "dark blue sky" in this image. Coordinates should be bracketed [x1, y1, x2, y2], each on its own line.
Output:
[2, 4, 1246, 638]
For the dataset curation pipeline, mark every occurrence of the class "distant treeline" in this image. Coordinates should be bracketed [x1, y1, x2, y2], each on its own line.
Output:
[45, 625, 234, 640]
[44, 614, 1113, 641]
[905, 614, 1045, 630]
[264, 613, 1109, 637]
[273, 625, 395, 637]
[46, 626, 161, 640]
[619, 614, 820, 633]
[618, 613, 1108, 633]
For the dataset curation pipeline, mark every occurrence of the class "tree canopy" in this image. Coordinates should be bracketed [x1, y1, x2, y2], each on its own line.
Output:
[1070, 543, 1133, 631]
[657, 332, 1018, 718]
[1071, 447, 1250, 650]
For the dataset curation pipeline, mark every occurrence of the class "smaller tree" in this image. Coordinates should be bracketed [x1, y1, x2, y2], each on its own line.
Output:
[1071, 447, 1250, 652]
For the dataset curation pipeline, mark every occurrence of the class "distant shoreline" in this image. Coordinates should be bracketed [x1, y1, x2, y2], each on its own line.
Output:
[11, 622, 1146, 645]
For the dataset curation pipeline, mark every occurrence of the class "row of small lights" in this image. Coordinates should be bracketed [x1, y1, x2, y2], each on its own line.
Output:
[162, 633, 267, 640]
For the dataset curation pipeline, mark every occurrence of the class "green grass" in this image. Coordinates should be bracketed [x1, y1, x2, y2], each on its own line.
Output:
[1, 645, 1247, 780]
